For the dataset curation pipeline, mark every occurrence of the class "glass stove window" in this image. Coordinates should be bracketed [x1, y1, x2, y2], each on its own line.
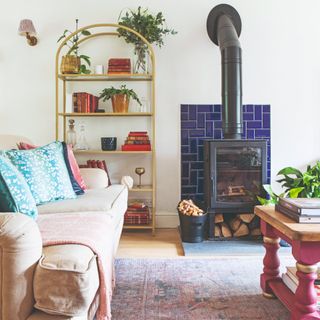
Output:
[216, 147, 262, 203]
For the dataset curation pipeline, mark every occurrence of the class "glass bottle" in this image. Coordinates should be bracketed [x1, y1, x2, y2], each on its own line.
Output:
[74, 122, 89, 150]
[66, 119, 77, 148]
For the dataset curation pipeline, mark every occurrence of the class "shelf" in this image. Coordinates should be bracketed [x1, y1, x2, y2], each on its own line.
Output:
[73, 150, 152, 155]
[58, 73, 152, 82]
[123, 223, 153, 230]
[130, 185, 153, 192]
[58, 112, 153, 117]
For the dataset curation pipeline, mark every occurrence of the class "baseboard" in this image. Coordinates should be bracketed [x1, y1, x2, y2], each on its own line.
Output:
[156, 214, 179, 228]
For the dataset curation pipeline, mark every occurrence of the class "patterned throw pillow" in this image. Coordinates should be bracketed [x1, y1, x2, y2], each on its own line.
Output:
[3, 142, 76, 205]
[0, 156, 38, 219]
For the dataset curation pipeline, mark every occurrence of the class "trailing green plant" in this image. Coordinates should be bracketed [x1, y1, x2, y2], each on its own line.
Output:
[57, 19, 91, 74]
[117, 6, 177, 72]
[257, 161, 320, 205]
[99, 85, 142, 105]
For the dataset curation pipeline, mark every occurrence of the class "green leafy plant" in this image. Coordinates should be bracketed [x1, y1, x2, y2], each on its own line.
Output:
[257, 161, 320, 205]
[117, 6, 177, 72]
[99, 85, 142, 105]
[57, 19, 91, 74]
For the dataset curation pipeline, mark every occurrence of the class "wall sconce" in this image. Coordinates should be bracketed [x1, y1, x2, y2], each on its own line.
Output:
[18, 19, 38, 46]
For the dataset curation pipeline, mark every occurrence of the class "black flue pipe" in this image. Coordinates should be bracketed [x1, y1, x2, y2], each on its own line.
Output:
[207, 4, 243, 139]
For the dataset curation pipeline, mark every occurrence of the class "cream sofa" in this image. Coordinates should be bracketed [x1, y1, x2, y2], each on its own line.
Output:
[0, 135, 128, 320]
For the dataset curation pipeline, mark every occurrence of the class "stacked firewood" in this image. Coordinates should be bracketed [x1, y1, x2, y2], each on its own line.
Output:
[214, 213, 261, 238]
[178, 200, 204, 216]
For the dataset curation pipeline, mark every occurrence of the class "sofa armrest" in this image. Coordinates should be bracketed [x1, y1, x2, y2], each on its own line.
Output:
[79, 168, 109, 189]
[0, 213, 42, 320]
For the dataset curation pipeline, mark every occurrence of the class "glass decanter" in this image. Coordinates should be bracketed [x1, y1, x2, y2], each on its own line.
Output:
[74, 122, 89, 150]
[66, 119, 77, 148]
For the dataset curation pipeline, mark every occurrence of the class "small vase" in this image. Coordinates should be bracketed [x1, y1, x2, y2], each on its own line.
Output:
[60, 55, 80, 74]
[133, 45, 149, 74]
[111, 94, 129, 113]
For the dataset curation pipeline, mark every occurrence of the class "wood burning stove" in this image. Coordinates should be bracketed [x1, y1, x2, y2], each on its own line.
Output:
[204, 140, 267, 238]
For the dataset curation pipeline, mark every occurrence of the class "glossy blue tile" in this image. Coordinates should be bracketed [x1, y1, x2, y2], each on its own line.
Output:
[190, 129, 205, 137]
[181, 105, 188, 113]
[206, 122, 213, 137]
[181, 121, 196, 129]
[198, 113, 205, 128]
[263, 114, 270, 129]
[181, 146, 189, 154]
[243, 113, 254, 121]
[181, 113, 188, 121]
[263, 105, 270, 113]
[254, 105, 262, 120]
[190, 139, 197, 153]
[214, 105, 221, 112]
[247, 121, 262, 129]
[198, 105, 213, 112]
[189, 105, 196, 120]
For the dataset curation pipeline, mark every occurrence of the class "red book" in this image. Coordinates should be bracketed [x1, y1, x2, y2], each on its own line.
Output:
[129, 131, 148, 136]
[121, 144, 151, 151]
[108, 58, 131, 66]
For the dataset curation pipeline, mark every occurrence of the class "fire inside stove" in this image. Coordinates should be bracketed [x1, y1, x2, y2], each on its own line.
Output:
[216, 146, 263, 203]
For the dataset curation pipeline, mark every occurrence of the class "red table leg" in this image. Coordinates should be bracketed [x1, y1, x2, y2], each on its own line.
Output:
[261, 235, 281, 298]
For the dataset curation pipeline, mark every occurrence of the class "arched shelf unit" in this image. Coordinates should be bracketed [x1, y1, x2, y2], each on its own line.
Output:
[55, 23, 156, 234]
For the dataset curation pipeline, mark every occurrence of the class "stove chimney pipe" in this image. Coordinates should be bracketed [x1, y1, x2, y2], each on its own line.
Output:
[207, 4, 243, 139]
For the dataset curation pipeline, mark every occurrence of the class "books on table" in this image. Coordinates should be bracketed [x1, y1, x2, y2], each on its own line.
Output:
[279, 198, 320, 215]
[282, 266, 320, 309]
[275, 198, 320, 223]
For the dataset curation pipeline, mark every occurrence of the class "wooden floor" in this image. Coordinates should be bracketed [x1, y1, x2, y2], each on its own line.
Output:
[116, 228, 184, 258]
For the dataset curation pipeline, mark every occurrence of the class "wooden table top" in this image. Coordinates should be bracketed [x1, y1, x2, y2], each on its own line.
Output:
[255, 205, 320, 241]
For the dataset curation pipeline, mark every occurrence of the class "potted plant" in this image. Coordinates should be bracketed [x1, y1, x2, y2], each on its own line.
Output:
[99, 85, 142, 113]
[117, 6, 177, 73]
[57, 19, 91, 74]
[257, 161, 320, 205]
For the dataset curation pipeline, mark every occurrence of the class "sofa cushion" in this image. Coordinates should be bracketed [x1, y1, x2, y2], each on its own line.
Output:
[3, 142, 76, 205]
[0, 156, 38, 218]
[38, 184, 126, 215]
[33, 244, 99, 317]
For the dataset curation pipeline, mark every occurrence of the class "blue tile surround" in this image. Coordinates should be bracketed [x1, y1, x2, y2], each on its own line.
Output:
[181, 104, 271, 201]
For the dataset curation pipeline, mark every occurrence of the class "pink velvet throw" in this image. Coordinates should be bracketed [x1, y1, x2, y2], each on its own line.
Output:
[37, 213, 116, 320]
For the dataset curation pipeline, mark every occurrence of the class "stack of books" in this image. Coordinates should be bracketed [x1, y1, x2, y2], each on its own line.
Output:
[121, 131, 151, 151]
[73, 92, 99, 113]
[275, 198, 320, 223]
[107, 58, 131, 74]
[282, 266, 320, 309]
[124, 201, 150, 225]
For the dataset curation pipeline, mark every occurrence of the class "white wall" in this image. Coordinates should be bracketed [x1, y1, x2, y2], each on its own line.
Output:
[1, 0, 320, 227]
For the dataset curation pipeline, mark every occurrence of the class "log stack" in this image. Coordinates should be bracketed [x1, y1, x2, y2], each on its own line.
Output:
[214, 213, 261, 238]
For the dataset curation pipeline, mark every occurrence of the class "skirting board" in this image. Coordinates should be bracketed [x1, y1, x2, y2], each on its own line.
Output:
[156, 213, 179, 228]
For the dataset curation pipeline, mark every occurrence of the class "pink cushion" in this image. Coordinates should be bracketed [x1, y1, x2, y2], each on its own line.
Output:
[18, 142, 87, 190]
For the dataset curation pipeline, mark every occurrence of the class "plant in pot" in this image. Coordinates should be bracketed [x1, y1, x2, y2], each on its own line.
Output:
[99, 85, 142, 113]
[58, 19, 91, 74]
[257, 161, 320, 205]
[117, 6, 177, 74]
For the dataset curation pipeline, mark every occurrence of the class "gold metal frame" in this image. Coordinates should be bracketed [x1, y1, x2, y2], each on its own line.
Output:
[55, 23, 156, 235]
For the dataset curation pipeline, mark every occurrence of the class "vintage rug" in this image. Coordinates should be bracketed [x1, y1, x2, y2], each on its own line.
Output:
[111, 258, 292, 320]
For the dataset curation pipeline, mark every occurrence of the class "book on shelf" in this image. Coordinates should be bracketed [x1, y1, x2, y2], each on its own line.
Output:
[282, 270, 320, 309]
[124, 203, 150, 225]
[275, 204, 320, 223]
[108, 58, 131, 66]
[125, 140, 150, 145]
[73, 92, 99, 113]
[122, 144, 151, 151]
[108, 58, 131, 74]
[279, 198, 320, 215]
[122, 131, 151, 151]
[286, 266, 320, 285]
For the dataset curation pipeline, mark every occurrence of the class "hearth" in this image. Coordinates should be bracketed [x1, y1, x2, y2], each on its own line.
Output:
[204, 139, 267, 238]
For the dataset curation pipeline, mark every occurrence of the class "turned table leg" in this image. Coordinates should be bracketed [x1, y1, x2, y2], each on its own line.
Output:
[261, 236, 281, 298]
[292, 262, 319, 320]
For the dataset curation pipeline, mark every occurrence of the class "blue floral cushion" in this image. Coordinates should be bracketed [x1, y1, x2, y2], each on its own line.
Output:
[3, 142, 76, 205]
[0, 156, 38, 219]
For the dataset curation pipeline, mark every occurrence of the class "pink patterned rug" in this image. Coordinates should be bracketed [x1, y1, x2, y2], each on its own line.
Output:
[111, 258, 291, 320]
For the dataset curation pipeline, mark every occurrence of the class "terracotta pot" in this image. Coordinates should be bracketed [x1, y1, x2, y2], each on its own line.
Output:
[111, 94, 129, 113]
[60, 55, 80, 74]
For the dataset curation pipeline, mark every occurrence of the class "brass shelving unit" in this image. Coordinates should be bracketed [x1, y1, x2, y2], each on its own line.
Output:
[55, 23, 156, 235]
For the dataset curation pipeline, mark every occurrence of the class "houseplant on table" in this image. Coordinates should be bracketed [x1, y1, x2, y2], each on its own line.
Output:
[117, 6, 177, 73]
[99, 85, 142, 113]
[57, 19, 91, 74]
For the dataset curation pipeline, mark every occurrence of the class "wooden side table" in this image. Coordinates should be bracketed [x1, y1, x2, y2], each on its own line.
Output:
[255, 205, 320, 320]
